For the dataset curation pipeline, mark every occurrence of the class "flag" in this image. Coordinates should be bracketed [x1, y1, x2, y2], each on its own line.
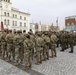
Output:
[1, 21, 4, 31]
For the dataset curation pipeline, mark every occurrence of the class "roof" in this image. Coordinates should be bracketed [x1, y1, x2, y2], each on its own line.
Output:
[11, 7, 30, 15]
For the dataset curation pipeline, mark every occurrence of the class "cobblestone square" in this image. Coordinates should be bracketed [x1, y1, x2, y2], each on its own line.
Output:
[0, 46, 76, 75]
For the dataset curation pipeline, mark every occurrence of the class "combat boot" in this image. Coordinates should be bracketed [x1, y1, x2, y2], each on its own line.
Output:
[14, 60, 19, 66]
[23, 66, 30, 70]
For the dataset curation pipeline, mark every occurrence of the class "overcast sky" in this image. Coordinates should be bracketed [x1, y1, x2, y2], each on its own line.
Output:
[12, 0, 76, 27]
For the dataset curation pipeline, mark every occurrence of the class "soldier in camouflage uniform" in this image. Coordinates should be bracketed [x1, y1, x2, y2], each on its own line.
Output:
[11, 31, 16, 61]
[43, 32, 50, 60]
[19, 30, 24, 64]
[69, 31, 75, 53]
[35, 32, 44, 65]
[0, 30, 7, 59]
[13, 30, 21, 66]
[0, 32, 2, 56]
[60, 31, 66, 51]
[23, 34, 34, 70]
[50, 32, 58, 58]
[28, 31, 35, 60]
[5, 30, 13, 62]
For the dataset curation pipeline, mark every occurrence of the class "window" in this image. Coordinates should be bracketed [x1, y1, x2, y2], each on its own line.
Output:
[13, 14, 14, 18]
[7, 20, 9, 25]
[15, 15, 17, 18]
[24, 17, 26, 20]
[12, 21, 14, 26]
[4, 12, 6, 16]
[4, 19, 6, 25]
[24, 23, 26, 27]
[20, 16, 22, 19]
[7, 13, 9, 17]
[15, 21, 17, 26]
[20, 22, 22, 26]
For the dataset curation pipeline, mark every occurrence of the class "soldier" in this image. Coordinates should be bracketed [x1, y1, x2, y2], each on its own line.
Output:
[13, 30, 21, 66]
[50, 32, 58, 58]
[11, 31, 16, 61]
[0, 30, 7, 59]
[60, 31, 66, 51]
[23, 34, 34, 70]
[19, 30, 24, 64]
[35, 32, 44, 65]
[69, 31, 75, 53]
[42, 32, 50, 61]
[5, 30, 13, 62]
[28, 31, 35, 60]
[0, 32, 2, 56]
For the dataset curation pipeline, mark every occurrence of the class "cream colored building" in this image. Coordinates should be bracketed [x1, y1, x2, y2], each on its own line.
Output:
[0, 0, 30, 32]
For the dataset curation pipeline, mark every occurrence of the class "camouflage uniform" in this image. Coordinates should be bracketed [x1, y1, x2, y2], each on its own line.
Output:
[0, 30, 7, 59]
[28, 32, 35, 60]
[60, 32, 66, 51]
[13, 31, 21, 66]
[23, 34, 34, 70]
[19, 31, 24, 64]
[0, 33, 2, 56]
[43, 33, 50, 60]
[69, 32, 75, 53]
[50, 32, 58, 58]
[5, 30, 13, 62]
[35, 33, 44, 64]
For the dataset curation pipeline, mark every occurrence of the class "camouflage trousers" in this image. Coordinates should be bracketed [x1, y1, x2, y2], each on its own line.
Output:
[0, 44, 2, 56]
[1, 42, 7, 58]
[43, 45, 49, 60]
[51, 44, 56, 57]
[36, 47, 43, 63]
[6, 44, 12, 60]
[24, 50, 31, 67]
[19, 47, 24, 63]
[61, 42, 66, 51]
[11, 45, 15, 60]
[15, 45, 20, 61]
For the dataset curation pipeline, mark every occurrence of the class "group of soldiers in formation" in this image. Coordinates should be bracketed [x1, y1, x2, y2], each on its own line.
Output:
[0, 29, 75, 70]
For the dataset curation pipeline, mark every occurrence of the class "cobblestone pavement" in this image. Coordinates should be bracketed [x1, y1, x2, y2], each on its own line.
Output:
[32, 46, 76, 75]
[0, 46, 76, 75]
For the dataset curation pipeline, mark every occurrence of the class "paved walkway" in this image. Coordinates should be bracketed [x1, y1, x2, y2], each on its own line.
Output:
[0, 46, 76, 75]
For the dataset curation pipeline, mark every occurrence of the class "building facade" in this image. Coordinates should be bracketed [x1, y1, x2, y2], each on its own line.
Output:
[0, 0, 30, 32]
[65, 16, 76, 32]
